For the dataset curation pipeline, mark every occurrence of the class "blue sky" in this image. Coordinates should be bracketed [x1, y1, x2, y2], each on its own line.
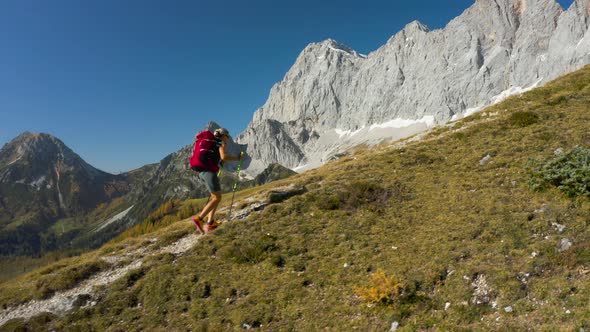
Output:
[0, 0, 575, 173]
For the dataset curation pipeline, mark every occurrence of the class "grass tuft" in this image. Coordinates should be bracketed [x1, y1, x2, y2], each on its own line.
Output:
[508, 111, 540, 127]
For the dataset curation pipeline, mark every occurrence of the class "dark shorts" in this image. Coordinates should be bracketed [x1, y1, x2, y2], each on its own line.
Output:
[197, 170, 221, 193]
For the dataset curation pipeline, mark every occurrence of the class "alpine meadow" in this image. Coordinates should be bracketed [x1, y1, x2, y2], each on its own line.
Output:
[1, 64, 589, 331]
[2, 0, 590, 330]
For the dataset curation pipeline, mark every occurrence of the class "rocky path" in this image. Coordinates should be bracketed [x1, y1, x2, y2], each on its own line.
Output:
[0, 182, 306, 327]
[0, 230, 201, 327]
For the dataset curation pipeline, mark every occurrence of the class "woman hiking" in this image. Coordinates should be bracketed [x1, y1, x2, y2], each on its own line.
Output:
[189, 127, 244, 234]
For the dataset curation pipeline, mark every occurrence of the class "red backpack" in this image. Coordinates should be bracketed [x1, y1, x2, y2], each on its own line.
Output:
[189, 131, 221, 172]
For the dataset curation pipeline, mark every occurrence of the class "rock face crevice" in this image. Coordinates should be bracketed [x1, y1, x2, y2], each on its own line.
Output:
[237, 0, 590, 174]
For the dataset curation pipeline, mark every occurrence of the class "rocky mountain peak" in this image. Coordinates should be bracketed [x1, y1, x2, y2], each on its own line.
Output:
[0, 131, 113, 188]
[304, 38, 363, 58]
[0, 132, 75, 168]
[403, 20, 430, 33]
[236, 0, 590, 175]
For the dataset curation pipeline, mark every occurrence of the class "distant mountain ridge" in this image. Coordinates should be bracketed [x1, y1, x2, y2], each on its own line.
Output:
[2, 64, 590, 331]
[237, 0, 590, 173]
[0, 127, 291, 258]
[0, 132, 130, 255]
[0, 132, 130, 215]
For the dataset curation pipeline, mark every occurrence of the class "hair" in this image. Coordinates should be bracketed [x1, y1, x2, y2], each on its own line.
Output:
[214, 128, 230, 138]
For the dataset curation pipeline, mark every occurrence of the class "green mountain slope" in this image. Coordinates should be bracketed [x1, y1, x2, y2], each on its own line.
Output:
[1, 66, 590, 331]
[0, 133, 132, 257]
[0, 128, 295, 282]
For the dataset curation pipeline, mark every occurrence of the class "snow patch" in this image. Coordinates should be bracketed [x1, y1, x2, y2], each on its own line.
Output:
[369, 116, 435, 131]
[292, 116, 436, 174]
[327, 46, 364, 59]
[95, 206, 134, 232]
[451, 106, 484, 121]
[292, 164, 308, 172]
[328, 46, 351, 55]
[335, 127, 365, 138]
[328, 46, 344, 53]
[538, 54, 547, 62]
[491, 78, 543, 104]
[30, 176, 46, 190]
[292, 160, 323, 173]
[451, 78, 543, 121]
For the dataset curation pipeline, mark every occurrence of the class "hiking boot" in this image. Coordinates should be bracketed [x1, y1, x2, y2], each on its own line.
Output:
[192, 216, 205, 234]
[205, 220, 222, 232]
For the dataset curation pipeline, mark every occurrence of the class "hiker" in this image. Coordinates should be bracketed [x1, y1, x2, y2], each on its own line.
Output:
[189, 127, 244, 234]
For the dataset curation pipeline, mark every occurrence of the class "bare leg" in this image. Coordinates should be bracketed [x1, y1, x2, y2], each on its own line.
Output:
[197, 191, 222, 222]
[207, 192, 222, 222]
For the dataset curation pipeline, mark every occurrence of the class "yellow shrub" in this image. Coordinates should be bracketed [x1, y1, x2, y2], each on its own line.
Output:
[354, 269, 403, 306]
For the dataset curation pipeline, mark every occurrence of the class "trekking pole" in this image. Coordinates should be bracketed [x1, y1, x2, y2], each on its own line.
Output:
[227, 151, 245, 221]
[217, 160, 224, 177]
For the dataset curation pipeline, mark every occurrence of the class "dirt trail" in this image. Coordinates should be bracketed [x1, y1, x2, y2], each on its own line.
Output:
[0, 230, 202, 327]
[0, 178, 308, 327]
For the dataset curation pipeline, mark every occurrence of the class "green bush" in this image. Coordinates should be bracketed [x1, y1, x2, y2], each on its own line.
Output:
[528, 146, 590, 198]
[270, 254, 286, 268]
[508, 111, 540, 127]
[220, 234, 278, 264]
[314, 181, 392, 211]
[315, 193, 342, 210]
[545, 95, 567, 106]
[313, 180, 413, 213]
[452, 132, 467, 141]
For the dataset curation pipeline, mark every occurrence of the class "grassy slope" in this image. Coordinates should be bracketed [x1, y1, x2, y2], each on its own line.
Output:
[0, 197, 132, 282]
[2, 66, 590, 331]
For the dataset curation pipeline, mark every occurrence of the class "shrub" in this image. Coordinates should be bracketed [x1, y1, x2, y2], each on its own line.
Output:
[314, 180, 395, 212]
[220, 234, 278, 264]
[354, 269, 404, 306]
[508, 111, 539, 127]
[545, 95, 567, 106]
[402, 152, 444, 166]
[528, 146, 590, 198]
[314, 193, 342, 210]
[270, 254, 286, 268]
[314, 180, 412, 213]
[452, 132, 467, 141]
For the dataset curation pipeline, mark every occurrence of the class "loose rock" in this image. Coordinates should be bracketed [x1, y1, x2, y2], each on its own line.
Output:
[551, 222, 566, 233]
[390, 321, 400, 331]
[558, 238, 573, 252]
[479, 154, 492, 166]
[471, 274, 494, 305]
